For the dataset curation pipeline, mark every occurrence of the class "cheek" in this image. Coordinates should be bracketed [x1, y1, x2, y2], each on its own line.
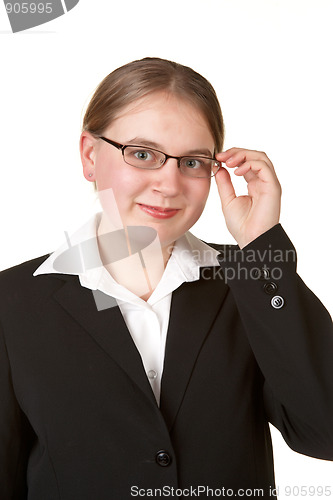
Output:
[96, 159, 149, 216]
[95, 153, 136, 192]
[96, 168, 141, 228]
[188, 182, 210, 213]
[95, 152, 112, 190]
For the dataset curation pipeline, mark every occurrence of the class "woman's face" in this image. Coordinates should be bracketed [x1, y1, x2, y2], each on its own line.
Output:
[83, 92, 215, 250]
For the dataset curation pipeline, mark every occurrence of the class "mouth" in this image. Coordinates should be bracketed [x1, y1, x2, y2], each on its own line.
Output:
[137, 203, 180, 219]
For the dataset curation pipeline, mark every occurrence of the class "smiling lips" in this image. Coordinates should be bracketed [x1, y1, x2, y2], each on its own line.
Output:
[138, 203, 180, 219]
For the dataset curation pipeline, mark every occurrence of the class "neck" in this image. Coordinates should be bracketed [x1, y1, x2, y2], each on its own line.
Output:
[97, 213, 173, 300]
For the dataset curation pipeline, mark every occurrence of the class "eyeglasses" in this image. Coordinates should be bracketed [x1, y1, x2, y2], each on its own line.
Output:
[99, 137, 221, 178]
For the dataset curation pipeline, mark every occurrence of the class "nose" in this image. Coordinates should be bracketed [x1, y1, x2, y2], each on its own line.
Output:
[151, 157, 184, 197]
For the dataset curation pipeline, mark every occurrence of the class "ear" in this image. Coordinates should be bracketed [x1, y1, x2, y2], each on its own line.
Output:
[80, 131, 98, 182]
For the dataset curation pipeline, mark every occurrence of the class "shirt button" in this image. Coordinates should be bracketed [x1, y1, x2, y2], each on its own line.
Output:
[148, 370, 157, 380]
[271, 295, 285, 309]
[156, 450, 172, 467]
[263, 282, 278, 295]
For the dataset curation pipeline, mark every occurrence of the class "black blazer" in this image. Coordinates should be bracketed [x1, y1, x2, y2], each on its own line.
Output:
[1, 224, 333, 500]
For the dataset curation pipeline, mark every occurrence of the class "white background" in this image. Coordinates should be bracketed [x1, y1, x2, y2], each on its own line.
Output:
[0, 0, 332, 497]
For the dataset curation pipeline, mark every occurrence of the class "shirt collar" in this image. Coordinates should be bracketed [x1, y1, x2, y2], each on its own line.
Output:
[33, 213, 103, 278]
[144, 231, 220, 305]
[171, 231, 220, 281]
[33, 213, 221, 305]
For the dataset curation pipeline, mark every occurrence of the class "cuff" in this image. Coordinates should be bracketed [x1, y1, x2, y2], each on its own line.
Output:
[217, 224, 297, 291]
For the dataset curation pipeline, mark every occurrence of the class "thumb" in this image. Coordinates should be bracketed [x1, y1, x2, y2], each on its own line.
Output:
[215, 167, 236, 212]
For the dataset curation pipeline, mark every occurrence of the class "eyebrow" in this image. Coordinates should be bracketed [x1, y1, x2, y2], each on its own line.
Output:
[127, 137, 214, 158]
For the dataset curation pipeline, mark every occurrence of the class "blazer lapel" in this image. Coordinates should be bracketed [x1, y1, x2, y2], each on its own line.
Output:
[51, 266, 230, 426]
[52, 275, 157, 406]
[160, 267, 229, 431]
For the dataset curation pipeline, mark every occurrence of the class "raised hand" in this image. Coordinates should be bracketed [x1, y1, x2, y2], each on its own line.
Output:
[215, 148, 282, 249]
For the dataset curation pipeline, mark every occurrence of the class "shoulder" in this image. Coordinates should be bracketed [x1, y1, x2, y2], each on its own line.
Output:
[0, 254, 51, 285]
[0, 255, 74, 316]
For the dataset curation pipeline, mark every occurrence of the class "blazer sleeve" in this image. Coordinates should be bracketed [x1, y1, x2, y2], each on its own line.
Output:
[217, 223, 333, 460]
[0, 320, 34, 499]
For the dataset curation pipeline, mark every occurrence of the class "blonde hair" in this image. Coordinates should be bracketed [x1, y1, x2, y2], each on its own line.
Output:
[82, 57, 224, 152]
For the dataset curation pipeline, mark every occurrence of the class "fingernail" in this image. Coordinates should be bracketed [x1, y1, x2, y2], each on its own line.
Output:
[226, 156, 234, 164]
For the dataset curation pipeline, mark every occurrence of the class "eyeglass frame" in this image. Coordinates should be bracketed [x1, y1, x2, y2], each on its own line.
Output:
[99, 136, 221, 178]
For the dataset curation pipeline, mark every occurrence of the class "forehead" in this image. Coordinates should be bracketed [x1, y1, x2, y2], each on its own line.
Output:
[105, 92, 214, 149]
[114, 91, 201, 117]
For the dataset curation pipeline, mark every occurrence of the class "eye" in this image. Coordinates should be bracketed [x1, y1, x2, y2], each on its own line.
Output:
[133, 149, 155, 161]
[183, 158, 204, 169]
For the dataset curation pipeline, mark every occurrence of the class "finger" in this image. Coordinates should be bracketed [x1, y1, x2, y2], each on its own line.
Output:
[240, 168, 258, 184]
[217, 149, 274, 170]
[216, 148, 244, 164]
[216, 147, 245, 158]
[233, 160, 279, 185]
[215, 167, 237, 210]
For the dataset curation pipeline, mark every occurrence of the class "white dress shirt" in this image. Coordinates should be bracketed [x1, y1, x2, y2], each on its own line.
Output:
[33, 213, 220, 405]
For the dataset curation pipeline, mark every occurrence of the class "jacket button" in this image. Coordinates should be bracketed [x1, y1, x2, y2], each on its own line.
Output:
[263, 282, 278, 295]
[271, 295, 285, 309]
[253, 267, 270, 280]
[156, 450, 172, 467]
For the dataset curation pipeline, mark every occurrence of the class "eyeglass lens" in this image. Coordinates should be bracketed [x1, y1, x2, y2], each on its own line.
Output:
[123, 146, 219, 178]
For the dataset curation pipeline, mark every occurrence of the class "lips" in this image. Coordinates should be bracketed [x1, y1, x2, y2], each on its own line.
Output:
[138, 203, 180, 219]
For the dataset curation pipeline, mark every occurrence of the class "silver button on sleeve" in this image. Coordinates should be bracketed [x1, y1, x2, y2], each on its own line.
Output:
[271, 295, 285, 309]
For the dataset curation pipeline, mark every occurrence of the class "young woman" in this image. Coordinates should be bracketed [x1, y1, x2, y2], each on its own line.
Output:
[0, 57, 332, 499]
